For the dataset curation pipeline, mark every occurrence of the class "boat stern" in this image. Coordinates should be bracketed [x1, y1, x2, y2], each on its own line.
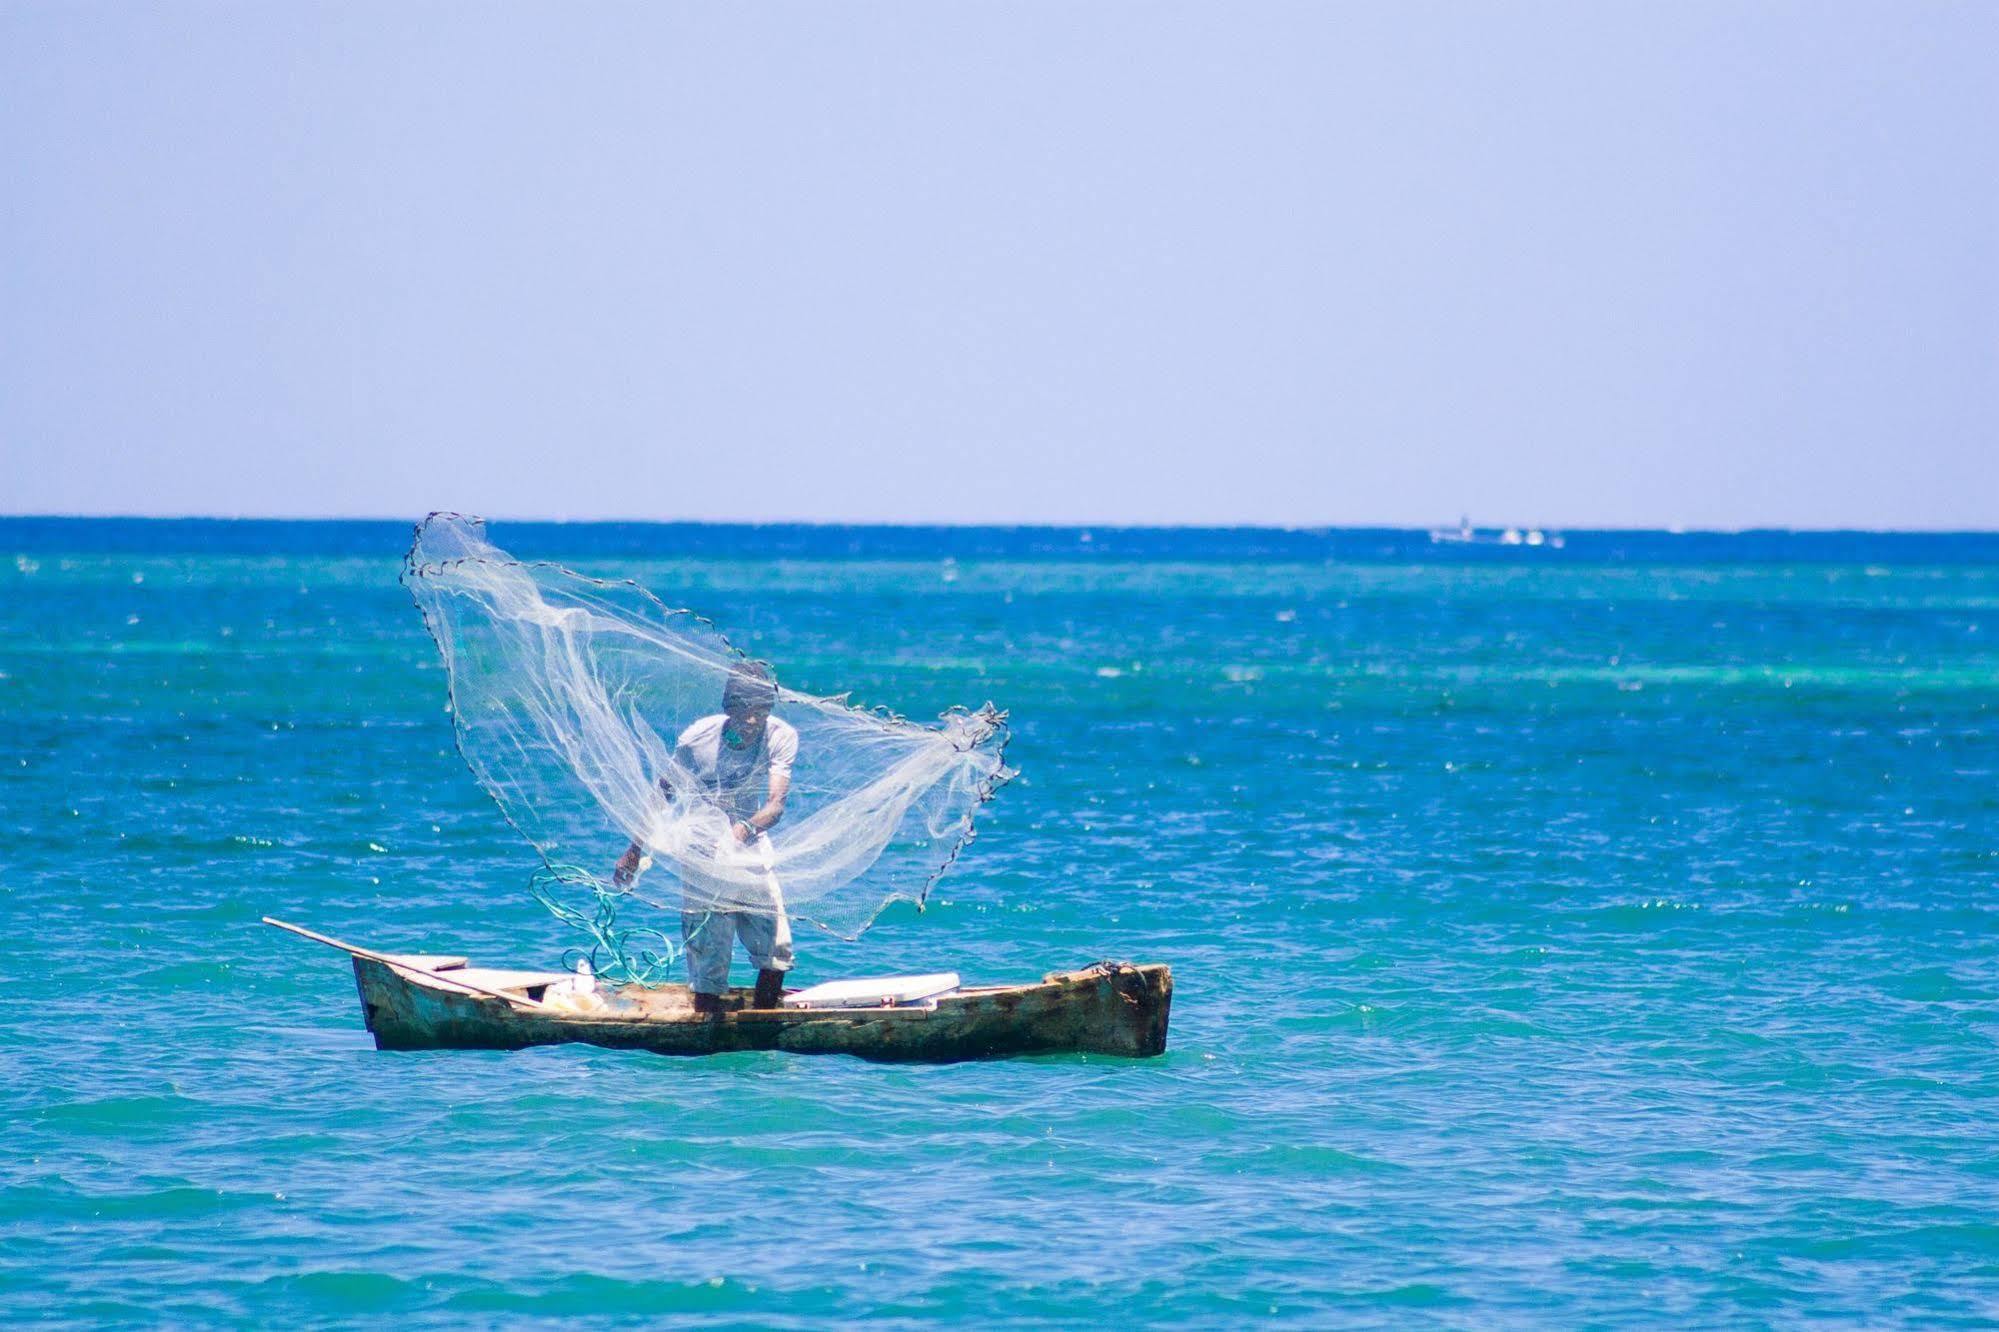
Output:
[351, 955, 546, 1051]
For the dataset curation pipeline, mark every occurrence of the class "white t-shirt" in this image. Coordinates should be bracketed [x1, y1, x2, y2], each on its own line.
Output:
[674, 714, 798, 823]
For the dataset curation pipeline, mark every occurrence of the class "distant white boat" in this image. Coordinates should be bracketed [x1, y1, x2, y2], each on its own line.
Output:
[1428, 517, 1565, 549]
[1428, 516, 1479, 544]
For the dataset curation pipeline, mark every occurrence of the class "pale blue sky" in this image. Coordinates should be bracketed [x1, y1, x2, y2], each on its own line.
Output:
[2, 2, 1993, 528]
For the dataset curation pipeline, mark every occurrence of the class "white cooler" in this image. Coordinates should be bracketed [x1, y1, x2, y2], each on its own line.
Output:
[782, 972, 962, 1010]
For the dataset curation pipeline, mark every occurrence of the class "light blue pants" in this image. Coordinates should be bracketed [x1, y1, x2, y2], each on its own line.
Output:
[682, 908, 793, 995]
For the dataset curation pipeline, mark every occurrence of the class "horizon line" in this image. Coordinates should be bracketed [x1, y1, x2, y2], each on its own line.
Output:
[2, 511, 1997, 537]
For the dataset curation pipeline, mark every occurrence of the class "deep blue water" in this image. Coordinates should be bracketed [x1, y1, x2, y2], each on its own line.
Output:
[4, 519, 1997, 1325]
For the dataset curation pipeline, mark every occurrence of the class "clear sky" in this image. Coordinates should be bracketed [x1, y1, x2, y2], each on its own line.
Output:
[2, 2, 1993, 529]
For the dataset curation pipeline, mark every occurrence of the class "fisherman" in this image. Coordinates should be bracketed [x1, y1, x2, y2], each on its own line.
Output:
[614, 660, 797, 1014]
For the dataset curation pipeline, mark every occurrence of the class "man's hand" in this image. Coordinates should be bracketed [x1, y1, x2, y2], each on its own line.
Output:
[732, 821, 755, 844]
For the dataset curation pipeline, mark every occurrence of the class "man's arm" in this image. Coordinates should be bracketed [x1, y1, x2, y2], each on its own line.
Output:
[734, 726, 795, 841]
[735, 768, 790, 841]
[613, 777, 674, 885]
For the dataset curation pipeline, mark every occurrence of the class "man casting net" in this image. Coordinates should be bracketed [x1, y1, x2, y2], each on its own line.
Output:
[402, 514, 1011, 987]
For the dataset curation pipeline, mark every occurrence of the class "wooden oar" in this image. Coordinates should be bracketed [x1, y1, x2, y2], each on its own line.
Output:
[262, 916, 557, 1012]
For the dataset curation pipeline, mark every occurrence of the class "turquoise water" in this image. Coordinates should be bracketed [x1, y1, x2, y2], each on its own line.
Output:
[5, 521, 1997, 1326]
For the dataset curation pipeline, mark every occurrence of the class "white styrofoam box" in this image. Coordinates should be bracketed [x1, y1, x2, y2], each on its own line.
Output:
[782, 972, 962, 1010]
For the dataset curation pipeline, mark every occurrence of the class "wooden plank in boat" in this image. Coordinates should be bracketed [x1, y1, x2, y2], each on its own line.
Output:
[392, 964, 571, 995]
[382, 954, 469, 971]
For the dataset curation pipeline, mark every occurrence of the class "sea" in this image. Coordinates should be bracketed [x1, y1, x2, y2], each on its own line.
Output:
[3, 518, 1996, 1327]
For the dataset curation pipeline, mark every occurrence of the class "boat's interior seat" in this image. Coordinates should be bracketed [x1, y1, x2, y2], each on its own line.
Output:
[391, 963, 574, 995]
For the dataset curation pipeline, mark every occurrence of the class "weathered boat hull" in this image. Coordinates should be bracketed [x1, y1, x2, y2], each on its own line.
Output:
[352, 957, 1172, 1063]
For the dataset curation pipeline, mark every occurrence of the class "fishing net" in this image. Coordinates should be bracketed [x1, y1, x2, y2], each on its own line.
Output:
[402, 514, 1011, 979]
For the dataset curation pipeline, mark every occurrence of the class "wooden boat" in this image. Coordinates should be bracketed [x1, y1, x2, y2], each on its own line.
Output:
[267, 919, 1172, 1063]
